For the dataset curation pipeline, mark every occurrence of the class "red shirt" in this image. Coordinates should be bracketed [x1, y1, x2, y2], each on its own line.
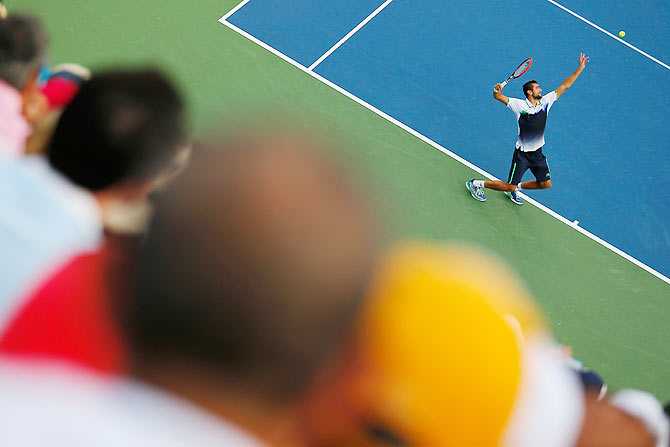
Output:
[41, 76, 81, 110]
[0, 246, 126, 374]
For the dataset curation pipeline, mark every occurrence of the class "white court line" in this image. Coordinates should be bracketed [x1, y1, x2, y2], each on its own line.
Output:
[221, 0, 253, 21]
[545, 0, 670, 71]
[308, 0, 394, 71]
[217, 13, 670, 286]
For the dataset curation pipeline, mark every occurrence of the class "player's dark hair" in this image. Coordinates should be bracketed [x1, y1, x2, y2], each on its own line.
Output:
[47, 69, 185, 191]
[522, 80, 538, 98]
[121, 136, 380, 405]
[0, 14, 48, 90]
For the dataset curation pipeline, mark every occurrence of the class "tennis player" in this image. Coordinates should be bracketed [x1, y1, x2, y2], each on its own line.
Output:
[467, 53, 588, 204]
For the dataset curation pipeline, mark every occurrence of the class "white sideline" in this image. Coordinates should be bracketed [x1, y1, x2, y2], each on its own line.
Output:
[308, 0, 394, 71]
[217, 6, 669, 286]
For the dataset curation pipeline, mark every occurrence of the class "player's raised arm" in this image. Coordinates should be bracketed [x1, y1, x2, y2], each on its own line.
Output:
[493, 83, 509, 105]
[556, 53, 589, 98]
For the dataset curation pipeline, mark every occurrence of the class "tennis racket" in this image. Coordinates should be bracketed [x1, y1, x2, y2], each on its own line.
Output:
[498, 57, 532, 90]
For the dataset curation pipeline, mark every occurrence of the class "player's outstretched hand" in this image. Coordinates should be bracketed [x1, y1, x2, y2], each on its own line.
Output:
[579, 53, 589, 69]
[494, 83, 503, 92]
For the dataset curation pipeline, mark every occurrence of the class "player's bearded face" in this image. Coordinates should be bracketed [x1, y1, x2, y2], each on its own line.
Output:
[532, 85, 542, 99]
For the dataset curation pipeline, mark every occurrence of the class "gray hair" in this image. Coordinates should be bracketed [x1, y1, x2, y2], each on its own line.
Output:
[0, 14, 48, 90]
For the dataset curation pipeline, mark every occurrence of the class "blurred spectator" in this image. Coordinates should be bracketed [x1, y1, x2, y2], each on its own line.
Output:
[23, 63, 91, 155]
[24, 107, 60, 155]
[0, 248, 127, 373]
[561, 345, 609, 401]
[300, 242, 668, 446]
[0, 13, 48, 157]
[0, 69, 185, 323]
[0, 132, 380, 445]
[0, 1, 6, 20]
[41, 63, 91, 110]
[0, 144, 192, 374]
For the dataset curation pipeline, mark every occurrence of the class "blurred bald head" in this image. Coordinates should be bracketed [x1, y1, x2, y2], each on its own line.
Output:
[126, 132, 380, 404]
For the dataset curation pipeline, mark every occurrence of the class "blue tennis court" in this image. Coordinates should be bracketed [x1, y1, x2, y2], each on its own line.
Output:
[223, 0, 670, 280]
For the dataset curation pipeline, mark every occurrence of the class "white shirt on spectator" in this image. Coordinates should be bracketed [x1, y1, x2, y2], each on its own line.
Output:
[0, 152, 102, 324]
[0, 358, 261, 447]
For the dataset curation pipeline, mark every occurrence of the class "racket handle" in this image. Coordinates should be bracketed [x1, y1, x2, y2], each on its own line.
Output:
[499, 79, 509, 89]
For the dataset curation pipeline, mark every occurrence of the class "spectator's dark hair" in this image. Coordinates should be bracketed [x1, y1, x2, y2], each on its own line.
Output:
[48, 69, 185, 191]
[522, 80, 538, 98]
[0, 14, 48, 90]
[121, 135, 380, 405]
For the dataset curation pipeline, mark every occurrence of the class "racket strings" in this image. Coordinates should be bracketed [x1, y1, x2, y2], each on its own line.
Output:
[512, 58, 532, 78]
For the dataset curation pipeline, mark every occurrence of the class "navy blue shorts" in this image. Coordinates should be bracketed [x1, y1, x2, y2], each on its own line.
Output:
[507, 147, 551, 185]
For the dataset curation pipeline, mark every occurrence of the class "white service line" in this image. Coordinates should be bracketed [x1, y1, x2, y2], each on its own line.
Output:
[308, 0, 394, 71]
[217, 12, 670, 286]
[545, 0, 670, 71]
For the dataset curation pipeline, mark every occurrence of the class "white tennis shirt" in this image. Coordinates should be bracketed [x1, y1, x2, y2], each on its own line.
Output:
[507, 91, 558, 152]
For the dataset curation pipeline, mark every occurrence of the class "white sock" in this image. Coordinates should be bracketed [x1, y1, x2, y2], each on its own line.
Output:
[515, 184, 523, 191]
[473, 180, 485, 188]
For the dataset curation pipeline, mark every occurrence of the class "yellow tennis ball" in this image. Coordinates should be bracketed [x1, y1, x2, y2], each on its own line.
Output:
[619, 30, 626, 37]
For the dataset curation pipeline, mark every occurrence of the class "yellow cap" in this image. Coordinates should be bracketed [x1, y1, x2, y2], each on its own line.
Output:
[353, 242, 547, 445]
